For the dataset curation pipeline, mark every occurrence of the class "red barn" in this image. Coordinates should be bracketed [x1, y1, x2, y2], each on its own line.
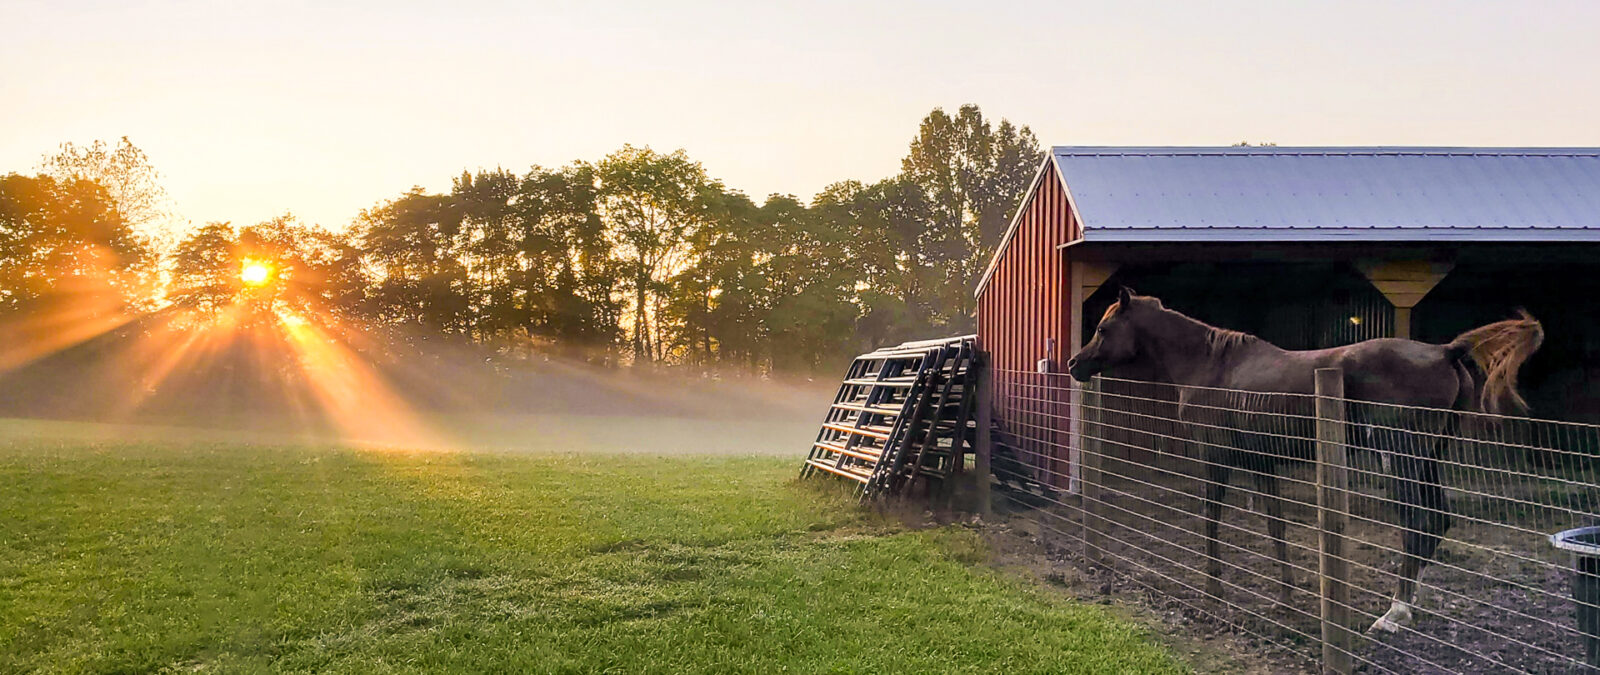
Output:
[976, 146, 1600, 489]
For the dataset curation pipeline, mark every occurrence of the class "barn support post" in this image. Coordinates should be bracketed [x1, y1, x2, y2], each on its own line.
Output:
[1356, 260, 1453, 339]
[1080, 378, 1104, 567]
[1067, 258, 1119, 494]
[974, 350, 993, 517]
[1315, 368, 1353, 675]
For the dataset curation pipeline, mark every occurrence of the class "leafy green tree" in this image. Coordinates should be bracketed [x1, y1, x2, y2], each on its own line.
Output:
[454, 164, 620, 358]
[167, 222, 240, 314]
[453, 168, 523, 334]
[659, 191, 749, 368]
[811, 177, 938, 347]
[899, 104, 1042, 326]
[596, 146, 719, 364]
[524, 163, 621, 355]
[754, 194, 858, 372]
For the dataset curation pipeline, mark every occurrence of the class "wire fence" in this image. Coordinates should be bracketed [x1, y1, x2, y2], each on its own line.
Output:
[989, 368, 1600, 674]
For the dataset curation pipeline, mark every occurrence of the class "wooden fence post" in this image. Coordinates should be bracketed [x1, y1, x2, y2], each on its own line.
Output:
[1081, 379, 1104, 566]
[974, 352, 993, 518]
[1315, 368, 1353, 675]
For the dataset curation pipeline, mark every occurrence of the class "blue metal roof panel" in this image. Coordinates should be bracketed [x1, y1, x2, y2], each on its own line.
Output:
[1052, 147, 1600, 241]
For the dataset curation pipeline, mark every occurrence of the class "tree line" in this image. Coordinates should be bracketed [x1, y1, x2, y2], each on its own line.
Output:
[1, 105, 1041, 375]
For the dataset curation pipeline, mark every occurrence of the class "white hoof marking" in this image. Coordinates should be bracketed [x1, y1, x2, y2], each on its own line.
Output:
[1368, 600, 1412, 634]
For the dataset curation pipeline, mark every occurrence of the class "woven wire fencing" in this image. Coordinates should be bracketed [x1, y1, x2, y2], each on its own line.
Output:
[990, 369, 1600, 674]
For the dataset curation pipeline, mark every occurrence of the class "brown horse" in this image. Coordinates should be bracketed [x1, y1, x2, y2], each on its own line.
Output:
[1066, 287, 1543, 634]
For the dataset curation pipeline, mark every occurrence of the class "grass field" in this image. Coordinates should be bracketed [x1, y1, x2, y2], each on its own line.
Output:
[0, 419, 1186, 673]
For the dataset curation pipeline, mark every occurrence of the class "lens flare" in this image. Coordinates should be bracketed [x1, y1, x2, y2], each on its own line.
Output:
[240, 261, 272, 287]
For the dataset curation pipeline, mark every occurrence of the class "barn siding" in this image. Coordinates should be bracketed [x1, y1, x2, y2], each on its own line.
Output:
[977, 164, 1079, 488]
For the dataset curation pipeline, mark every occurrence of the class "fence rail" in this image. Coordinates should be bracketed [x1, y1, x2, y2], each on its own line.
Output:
[989, 368, 1600, 674]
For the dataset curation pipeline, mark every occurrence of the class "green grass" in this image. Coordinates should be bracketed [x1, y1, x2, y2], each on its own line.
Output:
[0, 422, 1185, 673]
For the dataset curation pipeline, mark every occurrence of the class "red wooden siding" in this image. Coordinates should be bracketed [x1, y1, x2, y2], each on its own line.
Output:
[976, 165, 1080, 488]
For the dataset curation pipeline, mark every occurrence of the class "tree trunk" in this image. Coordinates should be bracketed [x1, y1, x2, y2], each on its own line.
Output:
[633, 274, 648, 364]
[701, 288, 713, 367]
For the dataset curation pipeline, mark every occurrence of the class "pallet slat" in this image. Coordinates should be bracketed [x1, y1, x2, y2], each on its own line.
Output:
[821, 422, 893, 440]
[813, 441, 883, 462]
[805, 459, 872, 483]
[842, 377, 920, 387]
[830, 402, 904, 416]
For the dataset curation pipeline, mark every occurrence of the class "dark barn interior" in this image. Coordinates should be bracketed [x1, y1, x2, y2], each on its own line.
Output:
[1083, 248, 1600, 424]
[1417, 257, 1600, 421]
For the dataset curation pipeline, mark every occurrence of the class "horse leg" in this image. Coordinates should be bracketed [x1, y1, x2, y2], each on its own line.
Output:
[1253, 471, 1295, 607]
[1371, 442, 1451, 633]
[1204, 460, 1231, 598]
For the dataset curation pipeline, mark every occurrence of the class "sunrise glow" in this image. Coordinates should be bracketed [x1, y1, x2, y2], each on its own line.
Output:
[240, 261, 273, 287]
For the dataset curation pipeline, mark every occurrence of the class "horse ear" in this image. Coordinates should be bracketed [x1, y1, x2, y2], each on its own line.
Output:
[1118, 285, 1135, 306]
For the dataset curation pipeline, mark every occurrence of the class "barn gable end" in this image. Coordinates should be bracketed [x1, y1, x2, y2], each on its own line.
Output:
[976, 156, 1079, 373]
[975, 156, 1080, 488]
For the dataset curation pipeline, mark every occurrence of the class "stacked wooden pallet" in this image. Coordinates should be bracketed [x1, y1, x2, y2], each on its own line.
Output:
[800, 335, 979, 500]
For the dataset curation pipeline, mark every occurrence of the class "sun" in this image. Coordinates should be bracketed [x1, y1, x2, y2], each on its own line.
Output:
[240, 260, 273, 287]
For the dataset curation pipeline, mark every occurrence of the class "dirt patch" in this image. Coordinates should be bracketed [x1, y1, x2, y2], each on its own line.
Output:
[881, 499, 1311, 673]
[979, 509, 1318, 674]
[980, 468, 1594, 675]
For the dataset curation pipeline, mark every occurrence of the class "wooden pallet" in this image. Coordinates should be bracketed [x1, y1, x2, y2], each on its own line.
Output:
[801, 335, 979, 500]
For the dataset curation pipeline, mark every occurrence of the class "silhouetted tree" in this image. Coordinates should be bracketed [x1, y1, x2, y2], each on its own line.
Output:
[0, 173, 151, 315]
[38, 137, 174, 242]
[454, 164, 620, 358]
[168, 216, 366, 320]
[358, 189, 472, 333]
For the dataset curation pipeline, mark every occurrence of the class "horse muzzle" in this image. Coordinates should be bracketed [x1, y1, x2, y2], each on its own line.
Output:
[1066, 357, 1100, 382]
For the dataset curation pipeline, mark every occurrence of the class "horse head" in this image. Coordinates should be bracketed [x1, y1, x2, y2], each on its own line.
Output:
[1068, 286, 1155, 382]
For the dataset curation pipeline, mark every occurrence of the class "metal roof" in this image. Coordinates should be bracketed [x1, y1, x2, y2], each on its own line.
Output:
[1054, 146, 1600, 243]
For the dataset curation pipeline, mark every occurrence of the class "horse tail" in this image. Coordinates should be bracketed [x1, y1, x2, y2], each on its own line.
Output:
[1445, 310, 1544, 414]
[1450, 358, 1476, 413]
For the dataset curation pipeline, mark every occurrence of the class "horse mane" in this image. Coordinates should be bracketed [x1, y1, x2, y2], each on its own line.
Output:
[1112, 295, 1263, 373]
[1204, 325, 1260, 358]
[1132, 297, 1261, 359]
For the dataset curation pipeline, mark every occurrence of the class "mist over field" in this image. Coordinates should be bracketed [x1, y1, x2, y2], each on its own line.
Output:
[0, 323, 834, 453]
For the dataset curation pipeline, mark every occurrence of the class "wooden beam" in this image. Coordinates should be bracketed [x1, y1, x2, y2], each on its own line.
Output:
[1069, 260, 1121, 353]
[1069, 262, 1086, 357]
[1081, 261, 1117, 300]
[1355, 260, 1452, 339]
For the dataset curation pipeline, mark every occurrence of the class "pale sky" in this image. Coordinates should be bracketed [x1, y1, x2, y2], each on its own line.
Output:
[4, 1, 1599, 232]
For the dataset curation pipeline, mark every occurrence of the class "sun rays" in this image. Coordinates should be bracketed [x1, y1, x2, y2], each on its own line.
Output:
[0, 244, 141, 373]
[0, 245, 451, 451]
[276, 310, 450, 450]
